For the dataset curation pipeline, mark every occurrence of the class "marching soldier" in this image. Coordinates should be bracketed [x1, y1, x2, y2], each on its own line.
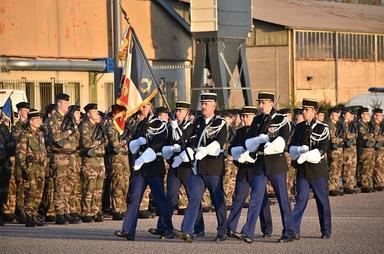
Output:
[48, 93, 80, 224]
[5, 102, 30, 224]
[16, 109, 47, 227]
[226, 106, 273, 243]
[239, 92, 294, 243]
[105, 105, 130, 220]
[327, 107, 344, 196]
[148, 101, 205, 237]
[357, 107, 376, 193]
[290, 98, 331, 239]
[115, 101, 173, 240]
[79, 103, 107, 222]
[371, 108, 384, 191]
[342, 107, 359, 194]
[174, 93, 228, 243]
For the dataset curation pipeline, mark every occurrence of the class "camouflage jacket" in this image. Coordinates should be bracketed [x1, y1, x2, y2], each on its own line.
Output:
[16, 127, 47, 173]
[343, 120, 357, 148]
[11, 119, 28, 144]
[357, 120, 375, 149]
[79, 118, 106, 157]
[372, 121, 384, 150]
[47, 111, 79, 154]
[105, 119, 128, 155]
[328, 120, 343, 148]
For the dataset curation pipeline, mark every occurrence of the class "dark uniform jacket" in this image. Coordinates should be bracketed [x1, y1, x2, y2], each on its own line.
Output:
[289, 119, 330, 180]
[133, 113, 168, 177]
[193, 115, 227, 176]
[246, 108, 290, 176]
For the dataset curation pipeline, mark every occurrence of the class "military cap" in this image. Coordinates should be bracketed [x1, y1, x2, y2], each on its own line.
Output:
[84, 103, 98, 113]
[16, 102, 30, 110]
[301, 98, 318, 109]
[69, 105, 81, 112]
[372, 108, 383, 114]
[317, 107, 327, 114]
[156, 106, 170, 115]
[45, 104, 58, 114]
[242, 106, 258, 115]
[278, 108, 291, 115]
[175, 101, 191, 110]
[257, 92, 274, 101]
[200, 92, 217, 102]
[55, 93, 70, 101]
[27, 109, 41, 119]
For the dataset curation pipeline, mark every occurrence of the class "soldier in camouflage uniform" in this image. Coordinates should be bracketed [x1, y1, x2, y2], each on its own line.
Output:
[327, 107, 344, 196]
[4, 102, 30, 223]
[47, 93, 80, 224]
[342, 107, 359, 194]
[0, 113, 15, 226]
[79, 103, 107, 222]
[371, 108, 384, 191]
[39, 104, 57, 222]
[357, 107, 376, 193]
[105, 105, 130, 220]
[17, 109, 47, 227]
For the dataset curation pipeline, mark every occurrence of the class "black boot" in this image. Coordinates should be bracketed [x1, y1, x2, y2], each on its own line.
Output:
[55, 214, 67, 225]
[0, 213, 4, 226]
[15, 209, 26, 224]
[94, 212, 104, 222]
[112, 212, 124, 221]
[45, 215, 56, 222]
[25, 215, 36, 227]
[65, 213, 80, 224]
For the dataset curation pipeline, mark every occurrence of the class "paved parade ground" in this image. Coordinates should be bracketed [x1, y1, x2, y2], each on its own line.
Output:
[1, 192, 383, 254]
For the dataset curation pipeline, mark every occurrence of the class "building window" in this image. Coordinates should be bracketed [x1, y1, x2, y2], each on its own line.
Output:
[378, 35, 384, 62]
[39, 80, 80, 111]
[337, 33, 375, 61]
[295, 31, 335, 60]
[25, 82, 35, 109]
[103, 82, 115, 109]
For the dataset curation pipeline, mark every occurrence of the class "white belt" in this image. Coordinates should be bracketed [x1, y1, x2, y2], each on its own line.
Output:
[138, 151, 162, 156]
[193, 148, 225, 153]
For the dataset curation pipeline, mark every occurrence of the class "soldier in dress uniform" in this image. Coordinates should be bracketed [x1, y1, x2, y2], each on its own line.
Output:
[148, 101, 205, 238]
[237, 92, 294, 243]
[115, 101, 173, 240]
[327, 107, 345, 196]
[17, 109, 47, 227]
[174, 93, 228, 243]
[226, 106, 273, 243]
[289, 98, 332, 239]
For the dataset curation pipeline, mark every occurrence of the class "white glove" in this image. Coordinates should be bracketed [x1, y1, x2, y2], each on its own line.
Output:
[133, 148, 157, 171]
[134, 157, 145, 171]
[297, 149, 321, 164]
[238, 151, 256, 164]
[129, 137, 147, 154]
[205, 141, 221, 156]
[231, 146, 246, 161]
[172, 144, 182, 153]
[245, 134, 270, 152]
[195, 146, 208, 160]
[172, 155, 183, 168]
[162, 144, 181, 160]
[170, 120, 179, 130]
[289, 145, 309, 160]
[264, 136, 286, 155]
[172, 147, 194, 168]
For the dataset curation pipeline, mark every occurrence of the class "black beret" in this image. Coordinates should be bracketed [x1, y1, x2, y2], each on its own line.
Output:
[200, 92, 217, 102]
[84, 103, 98, 112]
[343, 106, 356, 115]
[221, 111, 234, 119]
[329, 107, 341, 114]
[278, 108, 291, 115]
[16, 102, 30, 110]
[372, 108, 383, 114]
[293, 108, 303, 115]
[302, 98, 318, 109]
[156, 106, 170, 115]
[27, 109, 41, 119]
[257, 92, 274, 101]
[358, 107, 369, 115]
[45, 104, 58, 114]
[175, 101, 191, 110]
[69, 105, 81, 112]
[55, 93, 70, 101]
[242, 106, 258, 115]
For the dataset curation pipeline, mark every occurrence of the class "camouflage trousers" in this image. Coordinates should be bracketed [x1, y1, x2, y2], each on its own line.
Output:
[373, 150, 384, 188]
[328, 148, 344, 191]
[178, 185, 188, 209]
[68, 154, 82, 214]
[359, 148, 376, 188]
[4, 156, 25, 216]
[0, 160, 11, 214]
[224, 156, 237, 207]
[53, 153, 76, 216]
[81, 156, 105, 217]
[39, 155, 55, 217]
[24, 164, 45, 217]
[110, 155, 130, 213]
[343, 148, 357, 189]
[285, 152, 296, 196]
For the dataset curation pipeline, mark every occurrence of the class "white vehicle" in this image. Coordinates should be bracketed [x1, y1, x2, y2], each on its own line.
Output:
[0, 89, 28, 112]
[345, 87, 384, 111]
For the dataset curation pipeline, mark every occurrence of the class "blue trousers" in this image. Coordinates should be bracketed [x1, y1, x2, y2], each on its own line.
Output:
[227, 177, 272, 236]
[122, 173, 173, 237]
[293, 177, 332, 236]
[181, 174, 227, 237]
[156, 173, 205, 234]
[241, 172, 294, 238]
